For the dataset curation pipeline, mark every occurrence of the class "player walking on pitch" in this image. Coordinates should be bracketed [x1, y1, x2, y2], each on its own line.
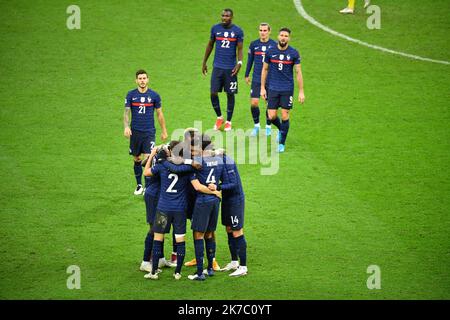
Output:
[245, 23, 277, 137]
[124, 70, 168, 195]
[202, 8, 244, 131]
[260, 28, 305, 153]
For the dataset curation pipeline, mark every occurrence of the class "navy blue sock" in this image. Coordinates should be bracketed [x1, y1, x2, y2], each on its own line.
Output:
[160, 240, 165, 260]
[235, 235, 247, 267]
[226, 93, 235, 122]
[134, 161, 142, 186]
[143, 232, 153, 262]
[280, 119, 290, 145]
[151, 240, 163, 274]
[194, 239, 204, 276]
[251, 106, 260, 125]
[266, 109, 272, 126]
[172, 232, 178, 254]
[227, 232, 238, 261]
[175, 241, 185, 274]
[211, 94, 221, 117]
[205, 238, 216, 270]
[271, 117, 281, 130]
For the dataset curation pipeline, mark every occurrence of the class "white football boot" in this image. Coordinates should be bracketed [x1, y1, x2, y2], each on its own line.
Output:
[339, 7, 354, 14]
[134, 184, 144, 195]
[229, 266, 248, 277]
[139, 261, 152, 273]
[173, 273, 182, 280]
[144, 272, 159, 280]
[220, 260, 239, 272]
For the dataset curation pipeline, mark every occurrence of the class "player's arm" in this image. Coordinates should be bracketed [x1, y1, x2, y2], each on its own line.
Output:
[295, 63, 305, 104]
[124, 107, 131, 138]
[231, 41, 244, 77]
[162, 159, 201, 173]
[155, 108, 168, 141]
[260, 62, 269, 99]
[202, 39, 215, 76]
[244, 45, 254, 85]
[191, 179, 222, 199]
[143, 147, 158, 177]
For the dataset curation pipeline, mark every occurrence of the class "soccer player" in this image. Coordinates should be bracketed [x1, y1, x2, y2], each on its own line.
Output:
[123, 69, 168, 195]
[187, 136, 225, 281]
[202, 8, 244, 131]
[245, 23, 277, 137]
[211, 151, 247, 276]
[340, 0, 371, 14]
[260, 28, 305, 153]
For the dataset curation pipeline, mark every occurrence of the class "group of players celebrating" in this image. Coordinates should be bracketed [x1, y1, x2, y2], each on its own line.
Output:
[122, 8, 306, 280]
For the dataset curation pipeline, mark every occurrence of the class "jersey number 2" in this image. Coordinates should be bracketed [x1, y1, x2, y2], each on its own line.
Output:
[166, 173, 178, 193]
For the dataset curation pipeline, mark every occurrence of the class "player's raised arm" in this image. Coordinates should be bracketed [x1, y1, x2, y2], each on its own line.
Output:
[260, 61, 269, 100]
[295, 63, 305, 104]
[202, 39, 215, 76]
[143, 147, 158, 177]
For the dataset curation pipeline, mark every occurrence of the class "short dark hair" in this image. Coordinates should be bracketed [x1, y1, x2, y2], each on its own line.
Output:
[223, 8, 233, 16]
[135, 69, 148, 78]
[201, 134, 213, 151]
[279, 27, 291, 34]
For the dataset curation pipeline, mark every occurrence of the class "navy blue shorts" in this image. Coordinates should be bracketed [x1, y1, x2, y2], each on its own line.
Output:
[211, 68, 238, 94]
[144, 192, 158, 224]
[129, 130, 155, 156]
[152, 210, 186, 235]
[221, 200, 245, 230]
[267, 90, 293, 110]
[250, 82, 268, 99]
[191, 198, 220, 233]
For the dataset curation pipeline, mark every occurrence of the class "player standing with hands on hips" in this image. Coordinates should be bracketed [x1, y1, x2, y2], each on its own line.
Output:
[202, 8, 244, 132]
[260, 28, 305, 153]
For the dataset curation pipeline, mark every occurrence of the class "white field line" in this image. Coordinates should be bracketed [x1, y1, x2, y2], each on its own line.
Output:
[293, 0, 450, 65]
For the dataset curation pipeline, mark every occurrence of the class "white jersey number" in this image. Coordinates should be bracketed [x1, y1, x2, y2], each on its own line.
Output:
[166, 173, 178, 193]
[206, 169, 216, 184]
[221, 39, 230, 48]
[278, 63, 283, 71]
[230, 82, 237, 90]
[138, 106, 146, 114]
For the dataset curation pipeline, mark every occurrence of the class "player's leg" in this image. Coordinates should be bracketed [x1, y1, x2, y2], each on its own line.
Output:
[220, 203, 239, 271]
[203, 200, 220, 275]
[278, 92, 293, 153]
[267, 90, 282, 132]
[188, 203, 208, 280]
[144, 211, 170, 279]
[250, 82, 261, 136]
[264, 84, 272, 136]
[229, 229, 247, 277]
[130, 131, 144, 195]
[340, 0, 355, 13]
[211, 68, 224, 130]
[224, 70, 238, 131]
[140, 192, 158, 272]
[172, 211, 187, 280]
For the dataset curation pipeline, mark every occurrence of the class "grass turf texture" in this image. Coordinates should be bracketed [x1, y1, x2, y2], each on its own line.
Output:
[0, 0, 449, 299]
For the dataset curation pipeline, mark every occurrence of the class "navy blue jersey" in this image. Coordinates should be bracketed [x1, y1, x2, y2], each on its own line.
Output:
[210, 23, 244, 69]
[124, 88, 161, 134]
[190, 155, 225, 202]
[245, 38, 277, 84]
[151, 163, 190, 213]
[263, 45, 301, 92]
[221, 155, 245, 203]
[145, 154, 160, 197]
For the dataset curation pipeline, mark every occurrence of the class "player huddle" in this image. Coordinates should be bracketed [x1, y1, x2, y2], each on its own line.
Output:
[122, 8, 306, 281]
[140, 130, 246, 281]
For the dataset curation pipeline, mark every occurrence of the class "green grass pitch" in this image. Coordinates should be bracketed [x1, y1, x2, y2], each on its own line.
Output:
[0, 0, 449, 299]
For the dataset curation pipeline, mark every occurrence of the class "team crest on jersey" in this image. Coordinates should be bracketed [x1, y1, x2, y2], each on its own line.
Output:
[287, 54, 291, 60]
[140, 97, 145, 103]
[280, 54, 284, 60]
[262, 46, 266, 51]
[147, 97, 152, 102]
[230, 32, 235, 38]
[224, 31, 229, 37]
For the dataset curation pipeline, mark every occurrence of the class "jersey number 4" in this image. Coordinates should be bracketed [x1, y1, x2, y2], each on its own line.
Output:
[166, 173, 178, 193]
[206, 169, 216, 184]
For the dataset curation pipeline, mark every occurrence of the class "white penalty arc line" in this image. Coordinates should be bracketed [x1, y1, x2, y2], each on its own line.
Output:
[293, 0, 450, 65]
